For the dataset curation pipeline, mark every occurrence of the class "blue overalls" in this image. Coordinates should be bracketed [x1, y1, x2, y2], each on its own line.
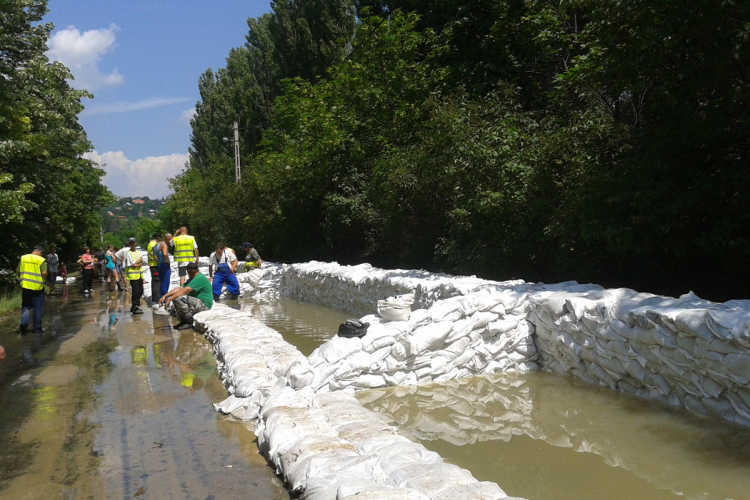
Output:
[212, 251, 240, 298]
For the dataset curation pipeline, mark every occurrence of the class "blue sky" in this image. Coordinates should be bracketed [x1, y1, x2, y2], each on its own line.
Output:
[44, 0, 272, 198]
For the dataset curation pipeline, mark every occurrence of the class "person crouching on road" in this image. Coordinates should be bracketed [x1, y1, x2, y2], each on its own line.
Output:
[124, 238, 145, 314]
[159, 262, 212, 330]
[18, 246, 47, 335]
[242, 242, 262, 269]
[209, 243, 240, 300]
[155, 233, 172, 298]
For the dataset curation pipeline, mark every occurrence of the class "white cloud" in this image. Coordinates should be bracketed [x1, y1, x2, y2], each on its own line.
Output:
[46, 24, 123, 91]
[83, 97, 191, 116]
[180, 107, 196, 125]
[85, 150, 188, 199]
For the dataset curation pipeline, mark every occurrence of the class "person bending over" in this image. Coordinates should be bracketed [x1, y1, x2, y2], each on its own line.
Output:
[159, 262, 212, 330]
[242, 242, 262, 269]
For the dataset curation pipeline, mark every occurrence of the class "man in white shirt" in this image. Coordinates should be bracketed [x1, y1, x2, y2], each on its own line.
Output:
[114, 245, 130, 291]
[208, 243, 239, 300]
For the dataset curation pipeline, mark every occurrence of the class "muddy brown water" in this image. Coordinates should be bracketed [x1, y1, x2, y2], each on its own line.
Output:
[4, 285, 750, 500]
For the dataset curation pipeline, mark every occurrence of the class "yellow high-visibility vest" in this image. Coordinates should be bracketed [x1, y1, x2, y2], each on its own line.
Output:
[124, 251, 143, 281]
[147, 240, 158, 267]
[19, 254, 46, 290]
[173, 235, 196, 263]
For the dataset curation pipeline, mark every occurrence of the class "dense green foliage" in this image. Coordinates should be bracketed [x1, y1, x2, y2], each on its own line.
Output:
[166, 0, 750, 300]
[0, 0, 112, 286]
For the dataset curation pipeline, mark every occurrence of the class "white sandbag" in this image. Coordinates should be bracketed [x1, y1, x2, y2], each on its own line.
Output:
[318, 337, 364, 364]
[378, 294, 414, 322]
[286, 360, 315, 389]
[408, 322, 454, 356]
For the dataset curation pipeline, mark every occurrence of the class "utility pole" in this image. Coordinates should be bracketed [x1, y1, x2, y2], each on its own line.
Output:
[233, 121, 241, 184]
[100, 226, 104, 244]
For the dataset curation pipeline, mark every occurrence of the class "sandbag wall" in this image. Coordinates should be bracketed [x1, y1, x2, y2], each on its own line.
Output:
[308, 289, 540, 392]
[280, 261, 526, 314]
[529, 287, 750, 426]
[194, 305, 523, 500]
[279, 260, 750, 427]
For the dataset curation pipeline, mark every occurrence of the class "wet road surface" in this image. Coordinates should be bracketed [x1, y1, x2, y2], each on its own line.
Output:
[0, 283, 289, 500]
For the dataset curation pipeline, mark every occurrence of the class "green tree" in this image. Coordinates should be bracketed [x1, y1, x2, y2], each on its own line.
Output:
[0, 0, 112, 276]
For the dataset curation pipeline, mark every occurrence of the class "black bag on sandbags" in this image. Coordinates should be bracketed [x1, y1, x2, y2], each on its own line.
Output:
[337, 319, 370, 338]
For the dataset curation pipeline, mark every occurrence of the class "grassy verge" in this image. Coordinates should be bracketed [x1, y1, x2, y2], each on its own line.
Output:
[0, 291, 22, 318]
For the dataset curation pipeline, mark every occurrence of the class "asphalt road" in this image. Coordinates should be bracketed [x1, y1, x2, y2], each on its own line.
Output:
[0, 282, 289, 500]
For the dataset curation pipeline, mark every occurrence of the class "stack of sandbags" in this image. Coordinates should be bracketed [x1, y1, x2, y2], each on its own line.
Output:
[530, 287, 750, 426]
[193, 305, 314, 420]
[308, 289, 538, 392]
[255, 386, 522, 500]
[280, 261, 527, 315]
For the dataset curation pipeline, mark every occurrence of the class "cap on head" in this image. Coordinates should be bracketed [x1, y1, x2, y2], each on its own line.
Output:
[128, 237, 137, 244]
[153, 232, 162, 239]
[186, 262, 199, 271]
[243, 242, 253, 248]
[34, 245, 45, 253]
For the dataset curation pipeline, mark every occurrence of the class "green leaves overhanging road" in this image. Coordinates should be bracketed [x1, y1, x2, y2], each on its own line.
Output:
[0, 0, 113, 288]
[164, 0, 750, 301]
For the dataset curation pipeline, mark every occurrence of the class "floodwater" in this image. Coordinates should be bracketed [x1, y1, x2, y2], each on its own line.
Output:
[357, 373, 750, 500]
[237, 295, 352, 356]
[0, 284, 289, 499]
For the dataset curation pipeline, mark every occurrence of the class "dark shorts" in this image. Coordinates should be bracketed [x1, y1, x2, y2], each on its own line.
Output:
[178, 266, 188, 277]
[47, 272, 57, 284]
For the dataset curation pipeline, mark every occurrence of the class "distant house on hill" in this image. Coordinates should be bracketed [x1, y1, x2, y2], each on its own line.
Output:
[126, 202, 132, 206]
[133, 199, 145, 204]
[114, 206, 121, 210]
[118, 216, 127, 220]
[108, 211, 114, 216]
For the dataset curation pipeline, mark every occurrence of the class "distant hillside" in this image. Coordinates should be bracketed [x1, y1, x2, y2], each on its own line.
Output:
[100, 196, 165, 232]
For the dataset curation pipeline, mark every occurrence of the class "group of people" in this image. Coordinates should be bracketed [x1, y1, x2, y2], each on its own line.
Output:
[13, 229, 263, 347]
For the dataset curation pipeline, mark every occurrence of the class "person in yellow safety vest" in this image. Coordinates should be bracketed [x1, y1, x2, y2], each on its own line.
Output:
[124, 237, 145, 314]
[171, 226, 198, 286]
[242, 242, 262, 269]
[146, 233, 163, 303]
[17, 246, 48, 335]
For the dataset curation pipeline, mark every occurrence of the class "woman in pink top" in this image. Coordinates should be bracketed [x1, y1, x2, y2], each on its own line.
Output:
[78, 246, 94, 294]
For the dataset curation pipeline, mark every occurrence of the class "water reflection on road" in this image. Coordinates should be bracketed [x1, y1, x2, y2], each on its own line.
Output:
[0, 283, 289, 500]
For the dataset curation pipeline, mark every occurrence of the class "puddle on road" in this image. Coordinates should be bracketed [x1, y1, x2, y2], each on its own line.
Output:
[0, 284, 288, 500]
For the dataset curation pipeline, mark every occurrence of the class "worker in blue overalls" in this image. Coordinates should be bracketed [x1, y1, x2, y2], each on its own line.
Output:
[208, 242, 240, 300]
